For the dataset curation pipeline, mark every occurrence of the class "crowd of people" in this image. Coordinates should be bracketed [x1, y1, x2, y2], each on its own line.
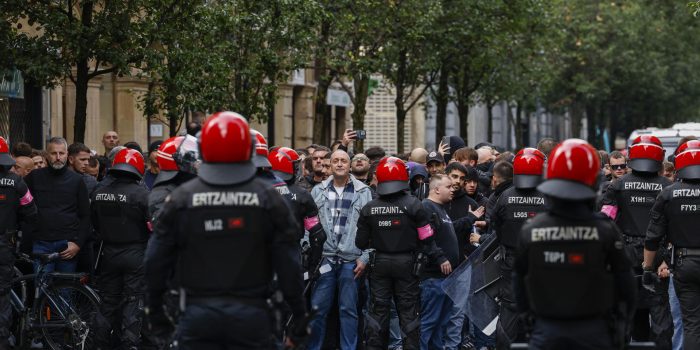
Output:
[0, 110, 698, 350]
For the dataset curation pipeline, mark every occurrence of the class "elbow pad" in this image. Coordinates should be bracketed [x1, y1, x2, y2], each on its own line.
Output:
[308, 222, 327, 247]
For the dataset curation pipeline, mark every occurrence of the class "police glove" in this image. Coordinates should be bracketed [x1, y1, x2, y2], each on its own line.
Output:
[641, 266, 658, 293]
[145, 305, 174, 345]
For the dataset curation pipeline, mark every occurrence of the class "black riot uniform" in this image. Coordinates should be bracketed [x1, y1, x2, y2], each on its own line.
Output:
[492, 186, 547, 348]
[601, 171, 673, 348]
[145, 111, 306, 349]
[515, 139, 636, 350]
[356, 191, 433, 350]
[92, 151, 151, 349]
[355, 156, 436, 350]
[148, 172, 195, 224]
[0, 168, 37, 347]
[644, 140, 700, 348]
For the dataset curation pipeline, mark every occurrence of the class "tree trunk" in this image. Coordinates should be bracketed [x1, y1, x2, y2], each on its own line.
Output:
[456, 102, 469, 145]
[73, 60, 89, 143]
[352, 75, 370, 153]
[395, 50, 407, 154]
[313, 76, 331, 144]
[312, 20, 332, 145]
[586, 102, 597, 147]
[487, 98, 494, 143]
[457, 70, 470, 143]
[570, 99, 583, 139]
[515, 101, 523, 149]
[397, 110, 407, 154]
[435, 64, 449, 143]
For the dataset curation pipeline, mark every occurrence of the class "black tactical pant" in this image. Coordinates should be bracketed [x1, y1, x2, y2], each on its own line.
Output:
[366, 253, 420, 350]
[529, 318, 615, 350]
[673, 256, 700, 349]
[626, 244, 672, 349]
[496, 250, 522, 350]
[95, 243, 146, 349]
[0, 240, 13, 348]
[177, 298, 273, 349]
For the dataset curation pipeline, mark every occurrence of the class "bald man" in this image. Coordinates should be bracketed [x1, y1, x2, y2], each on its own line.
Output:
[11, 156, 35, 178]
[102, 131, 119, 156]
[410, 148, 429, 165]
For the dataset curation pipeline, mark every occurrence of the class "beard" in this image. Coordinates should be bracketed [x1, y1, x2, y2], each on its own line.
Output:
[50, 159, 66, 170]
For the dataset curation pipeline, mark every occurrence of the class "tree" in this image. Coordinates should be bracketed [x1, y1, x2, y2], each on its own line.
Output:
[139, 0, 321, 135]
[379, 0, 440, 153]
[328, 0, 395, 152]
[2, 0, 150, 142]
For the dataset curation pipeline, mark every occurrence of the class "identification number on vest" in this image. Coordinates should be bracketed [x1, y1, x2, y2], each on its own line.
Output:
[543, 251, 585, 265]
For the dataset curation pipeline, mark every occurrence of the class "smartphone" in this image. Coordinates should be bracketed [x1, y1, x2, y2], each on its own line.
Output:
[441, 136, 450, 153]
[354, 130, 367, 140]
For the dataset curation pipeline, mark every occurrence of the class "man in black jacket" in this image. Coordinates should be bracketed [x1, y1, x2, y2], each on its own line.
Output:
[420, 174, 483, 350]
[25, 137, 90, 273]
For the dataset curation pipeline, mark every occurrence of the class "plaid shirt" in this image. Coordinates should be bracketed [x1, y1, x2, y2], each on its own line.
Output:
[326, 180, 355, 252]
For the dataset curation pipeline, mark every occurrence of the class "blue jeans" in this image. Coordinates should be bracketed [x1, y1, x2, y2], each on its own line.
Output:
[444, 286, 468, 350]
[420, 278, 453, 350]
[307, 257, 360, 350]
[669, 276, 684, 350]
[32, 240, 77, 274]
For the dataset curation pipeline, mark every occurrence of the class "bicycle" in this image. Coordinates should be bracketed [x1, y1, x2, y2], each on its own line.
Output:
[10, 252, 101, 350]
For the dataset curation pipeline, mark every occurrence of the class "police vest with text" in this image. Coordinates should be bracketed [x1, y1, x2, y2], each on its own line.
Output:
[365, 194, 425, 253]
[93, 183, 149, 244]
[524, 214, 617, 319]
[613, 173, 671, 237]
[499, 187, 547, 249]
[177, 179, 275, 297]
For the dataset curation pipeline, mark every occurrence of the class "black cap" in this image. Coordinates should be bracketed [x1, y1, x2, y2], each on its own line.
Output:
[149, 140, 163, 154]
[426, 151, 444, 165]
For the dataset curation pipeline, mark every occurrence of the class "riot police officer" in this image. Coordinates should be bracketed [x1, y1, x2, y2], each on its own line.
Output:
[492, 148, 548, 350]
[601, 135, 673, 348]
[92, 148, 151, 349]
[644, 140, 700, 348]
[514, 139, 636, 349]
[148, 134, 199, 224]
[269, 147, 327, 270]
[0, 136, 37, 348]
[144, 111, 307, 349]
[355, 156, 435, 350]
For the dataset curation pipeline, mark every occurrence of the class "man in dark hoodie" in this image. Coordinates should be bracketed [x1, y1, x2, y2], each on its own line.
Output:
[420, 174, 483, 350]
[443, 162, 485, 350]
[465, 165, 489, 208]
[472, 161, 513, 246]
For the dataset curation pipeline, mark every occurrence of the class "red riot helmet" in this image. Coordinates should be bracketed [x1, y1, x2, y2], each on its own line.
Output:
[251, 130, 272, 169]
[537, 139, 600, 200]
[268, 147, 299, 182]
[513, 147, 546, 189]
[110, 148, 145, 179]
[0, 137, 15, 167]
[155, 135, 200, 186]
[198, 111, 255, 185]
[628, 135, 664, 173]
[375, 156, 410, 195]
[674, 140, 700, 180]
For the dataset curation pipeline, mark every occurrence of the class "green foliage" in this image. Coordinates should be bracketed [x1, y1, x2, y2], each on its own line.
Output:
[140, 0, 322, 131]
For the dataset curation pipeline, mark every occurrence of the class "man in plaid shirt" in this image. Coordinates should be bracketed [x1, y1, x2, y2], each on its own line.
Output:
[308, 150, 373, 350]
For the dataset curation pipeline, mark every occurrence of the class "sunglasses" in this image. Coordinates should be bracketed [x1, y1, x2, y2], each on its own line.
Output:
[610, 164, 627, 170]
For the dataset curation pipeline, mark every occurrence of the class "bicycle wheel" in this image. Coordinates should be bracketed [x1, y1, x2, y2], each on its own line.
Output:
[35, 282, 101, 350]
